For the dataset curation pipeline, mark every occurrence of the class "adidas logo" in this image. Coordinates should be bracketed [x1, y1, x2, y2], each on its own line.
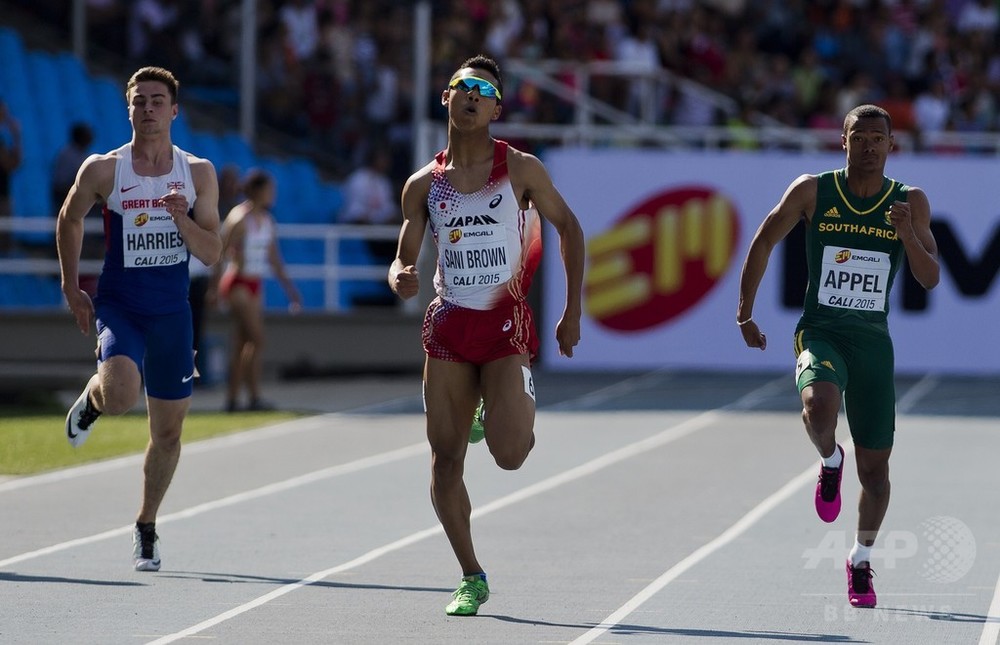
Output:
[823, 207, 841, 218]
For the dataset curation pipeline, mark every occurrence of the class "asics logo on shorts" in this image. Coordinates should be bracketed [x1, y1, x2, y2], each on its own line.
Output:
[502, 319, 512, 332]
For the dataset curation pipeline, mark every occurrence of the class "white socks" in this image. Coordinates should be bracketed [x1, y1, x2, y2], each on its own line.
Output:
[849, 539, 872, 566]
[822, 445, 843, 469]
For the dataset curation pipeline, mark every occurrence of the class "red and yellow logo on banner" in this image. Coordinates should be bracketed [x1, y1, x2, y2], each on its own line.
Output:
[585, 187, 740, 332]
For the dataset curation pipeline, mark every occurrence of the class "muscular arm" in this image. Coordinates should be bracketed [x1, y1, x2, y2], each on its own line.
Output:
[892, 188, 939, 290]
[176, 157, 222, 266]
[510, 150, 584, 357]
[56, 154, 113, 334]
[737, 174, 817, 350]
[388, 165, 432, 300]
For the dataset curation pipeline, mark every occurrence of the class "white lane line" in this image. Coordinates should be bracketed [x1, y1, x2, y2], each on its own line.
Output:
[544, 370, 674, 411]
[146, 377, 787, 644]
[897, 373, 939, 415]
[569, 444, 857, 645]
[978, 567, 1000, 645]
[0, 442, 427, 569]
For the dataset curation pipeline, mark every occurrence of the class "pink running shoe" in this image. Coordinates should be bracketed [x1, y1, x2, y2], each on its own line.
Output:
[847, 560, 877, 608]
[815, 444, 844, 523]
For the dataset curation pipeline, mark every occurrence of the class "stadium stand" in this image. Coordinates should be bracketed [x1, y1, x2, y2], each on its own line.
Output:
[0, 24, 380, 311]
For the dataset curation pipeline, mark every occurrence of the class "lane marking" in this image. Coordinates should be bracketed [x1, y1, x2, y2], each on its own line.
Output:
[146, 377, 787, 644]
[569, 371, 968, 644]
[897, 373, 939, 415]
[0, 443, 427, 569]
[568, 445, 853, 645]
[979, 567, 1000, 645]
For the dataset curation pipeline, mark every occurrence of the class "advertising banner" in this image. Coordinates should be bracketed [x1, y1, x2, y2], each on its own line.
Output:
[542, 150, 999, 375]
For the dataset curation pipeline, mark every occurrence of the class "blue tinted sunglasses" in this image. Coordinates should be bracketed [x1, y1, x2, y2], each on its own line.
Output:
[449, 75, 502, 101]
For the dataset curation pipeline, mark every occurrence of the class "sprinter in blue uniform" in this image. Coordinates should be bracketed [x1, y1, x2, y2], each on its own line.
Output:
[56, 66, 221, 572]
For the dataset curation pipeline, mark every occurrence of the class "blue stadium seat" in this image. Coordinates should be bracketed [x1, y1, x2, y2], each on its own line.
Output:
[338, 237, 374, 265]
[90, 76, 130, 152]
[187, 132, 224, 170]
[11, 162, 54, 247]
[0, 28, 29, 99]
[218, 132, 256, 172]
[321, 184, 345, 221]
[25, 53, 64, 164]
[279, 238, 324, 265]
[171, 112, 194, 149]
[263, 277, 323, 310]
[8, 275, 62, 307]
[53, 53, 97, 130]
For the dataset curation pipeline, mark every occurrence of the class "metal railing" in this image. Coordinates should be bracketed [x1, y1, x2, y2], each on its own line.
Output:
[0, 217, 398, 312]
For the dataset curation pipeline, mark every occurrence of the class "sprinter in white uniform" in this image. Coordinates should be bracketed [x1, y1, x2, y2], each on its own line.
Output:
[389, 55, 585, 617]
[217, 169, 300, 412]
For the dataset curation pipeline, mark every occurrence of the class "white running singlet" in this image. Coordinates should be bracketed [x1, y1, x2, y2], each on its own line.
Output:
[427, 140, 542, 311]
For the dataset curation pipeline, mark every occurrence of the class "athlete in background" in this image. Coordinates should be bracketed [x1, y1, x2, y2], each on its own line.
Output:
[217, 168, 301, 412]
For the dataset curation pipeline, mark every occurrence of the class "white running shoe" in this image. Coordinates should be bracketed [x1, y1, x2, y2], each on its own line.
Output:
[132, 524, 161, 572]
[65, 385, 101, 448]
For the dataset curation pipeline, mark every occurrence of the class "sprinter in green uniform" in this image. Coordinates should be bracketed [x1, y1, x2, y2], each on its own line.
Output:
[736, 105, 939, 608]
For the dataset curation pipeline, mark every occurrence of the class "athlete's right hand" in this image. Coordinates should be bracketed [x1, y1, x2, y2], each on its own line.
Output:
[64, 287, 95, 335]
[391, 265, 419, 300]
[739, 320, 766, 351]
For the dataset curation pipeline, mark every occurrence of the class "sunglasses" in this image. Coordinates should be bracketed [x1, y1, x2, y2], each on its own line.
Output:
[449, 76, 502, 101]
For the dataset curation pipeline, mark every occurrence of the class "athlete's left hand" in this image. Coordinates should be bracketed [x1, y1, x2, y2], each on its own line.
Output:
[555, 315, 581, 358]
[160, 190, 189, 221]
[887, 200, 915, 240]
[739, 319, 767, 351]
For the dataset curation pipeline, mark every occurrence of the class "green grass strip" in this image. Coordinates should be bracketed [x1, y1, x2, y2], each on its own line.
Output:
[0, 410, 301, 475]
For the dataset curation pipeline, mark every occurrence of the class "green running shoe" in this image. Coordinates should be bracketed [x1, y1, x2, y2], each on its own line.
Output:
[469, 399, 486, 444]
[445, 574, 489, 616]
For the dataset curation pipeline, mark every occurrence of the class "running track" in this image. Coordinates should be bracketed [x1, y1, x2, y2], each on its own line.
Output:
[2, 371, 998, 644]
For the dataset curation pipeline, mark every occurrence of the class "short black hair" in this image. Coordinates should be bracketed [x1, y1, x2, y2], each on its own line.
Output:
[844, 104, 892, 135]
[456, 54, 503, 101]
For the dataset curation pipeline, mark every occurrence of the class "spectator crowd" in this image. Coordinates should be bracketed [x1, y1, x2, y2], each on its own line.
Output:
[14, 0, 1000, 191]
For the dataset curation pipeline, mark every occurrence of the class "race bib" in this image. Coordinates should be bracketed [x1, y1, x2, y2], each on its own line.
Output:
[121, 208, 185, 268]
[440, 223, 513, 288]
[817, 246, 890, 312]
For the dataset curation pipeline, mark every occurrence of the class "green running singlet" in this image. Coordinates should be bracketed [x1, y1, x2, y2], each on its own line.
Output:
[793, 169, 909, 450]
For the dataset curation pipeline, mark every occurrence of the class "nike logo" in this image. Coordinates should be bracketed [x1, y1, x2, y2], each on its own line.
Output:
[181, 373, 195, 383]
[120, 185, 140, 193]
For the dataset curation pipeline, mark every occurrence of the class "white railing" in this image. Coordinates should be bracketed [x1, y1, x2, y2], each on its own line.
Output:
[271, 222, 398, 310]
[0, 217, 399, 312]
